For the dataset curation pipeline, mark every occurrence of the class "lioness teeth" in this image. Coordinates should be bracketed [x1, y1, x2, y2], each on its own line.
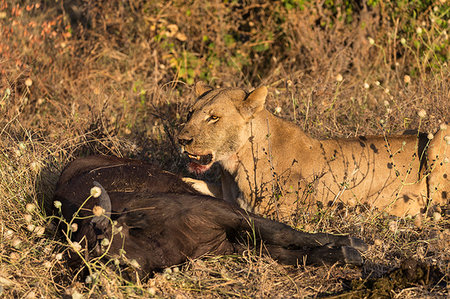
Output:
[188, 154, 200, 160]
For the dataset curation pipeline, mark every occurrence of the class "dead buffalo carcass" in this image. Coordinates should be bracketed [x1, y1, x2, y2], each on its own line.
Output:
[53, 155, 367, 276]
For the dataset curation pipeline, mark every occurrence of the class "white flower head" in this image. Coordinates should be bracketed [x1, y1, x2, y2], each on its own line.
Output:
[12, 238, 22, 248]
[440, 123, 447, 130]
[53, 201, 62, 209]
[400, 38, 406, 45]
[363, 82, 370, 89]
[416, 27, 423, 34]
[427, 133, 434, 140]
[71, 241, 82, 252]
[55, 253, 63, 261]
[35, 226, 45, 236]
[368, 37, 375, 45]
[25, 78, 33, 87]
[43, 261, 52, 269]
[72, 290, 83, 299]
[24, 214, 32, 223]
[90, 186, 102, 198]
[26, 203, 36, 213]
[4, 229, 13, 239]
[148, 287, 157, 296]
[101, 238, 110, 247]
[27, 224, 36, 232]
[418, 109, 427, 118]
[92, 206, 105, 217]
[403, 75, 411, 84]
[336, 74, 343, 82]
[71, 223, 78, 232]
[274, 106, 282, 114]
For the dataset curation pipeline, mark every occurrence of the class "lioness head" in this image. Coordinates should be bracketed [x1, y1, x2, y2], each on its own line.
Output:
[178, 82, 267, 173]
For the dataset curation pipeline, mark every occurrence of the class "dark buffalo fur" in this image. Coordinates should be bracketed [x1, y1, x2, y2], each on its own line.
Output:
[54, 155, 367, 277]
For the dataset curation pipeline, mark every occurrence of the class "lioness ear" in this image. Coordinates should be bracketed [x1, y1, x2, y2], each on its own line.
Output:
[194, 81, 213, 97]
[239, 86, 267, 120]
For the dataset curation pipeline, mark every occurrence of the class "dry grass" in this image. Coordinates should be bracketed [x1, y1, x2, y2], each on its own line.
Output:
[0, 0, 449, 297]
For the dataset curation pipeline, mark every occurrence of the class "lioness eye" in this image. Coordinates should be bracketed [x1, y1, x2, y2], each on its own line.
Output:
[208, 115, 219, 122]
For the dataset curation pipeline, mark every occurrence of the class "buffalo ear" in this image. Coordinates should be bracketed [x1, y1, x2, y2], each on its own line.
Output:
[194, 81, 213, 97]
[238, 86, 267, 120]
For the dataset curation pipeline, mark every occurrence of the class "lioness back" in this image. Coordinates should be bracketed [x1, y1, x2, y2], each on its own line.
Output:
[179, 82, 449, 220]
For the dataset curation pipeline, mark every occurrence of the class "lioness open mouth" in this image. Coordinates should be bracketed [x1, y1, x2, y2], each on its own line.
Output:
[184, 152, 214, 174]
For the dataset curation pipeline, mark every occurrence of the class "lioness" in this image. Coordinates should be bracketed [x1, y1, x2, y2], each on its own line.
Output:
[178, 82, 449, 219]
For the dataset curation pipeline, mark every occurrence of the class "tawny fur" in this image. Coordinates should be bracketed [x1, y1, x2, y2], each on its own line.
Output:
[178, 82, 449, 220]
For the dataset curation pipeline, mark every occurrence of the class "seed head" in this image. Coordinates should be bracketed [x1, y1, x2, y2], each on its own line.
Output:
[90, 186, 102, 198]
[43, 261, 52, 269]
[71, 241, 82, 252]
[433, 212, 442, 221]
[4, 229, 13, 239]
[416, 27, 423, 34]
[440, 123, 447, 130]
[368, 37, 375, 45]
[101, 238, 110, 247]
[274, 106, 282, 114]
[427, 133, 434, 140]
[55, 253, 63, 261]
[418, 109, 427, 118]
[403, 75, 411, 84]
[400, 38, 406, 45]
[25, 78, 33, 87]
[72, 290, 83, 299]
[148, 287, 157, 296]
[12, 238, 22, 248]
[27, 224, 36, 232]
[24, 214, 32, 223]
[71, 223, 78, 232]
[30, 161, 40, 172]
[35, 226, 45, 236]
[363, 82, 370, 89]
[26, 203, 35, 213]
[53, 201, 62, 209]
[92, 205, 105, 217]
[388, 220, 398, 232]
[336, 74, 343, 82]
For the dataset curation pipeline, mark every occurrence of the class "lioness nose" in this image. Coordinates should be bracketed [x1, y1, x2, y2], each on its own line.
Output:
[178, 137, 193, 146]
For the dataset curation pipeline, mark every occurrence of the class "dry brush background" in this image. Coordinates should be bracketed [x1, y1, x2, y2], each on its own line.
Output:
[0, 0, 449, 297]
